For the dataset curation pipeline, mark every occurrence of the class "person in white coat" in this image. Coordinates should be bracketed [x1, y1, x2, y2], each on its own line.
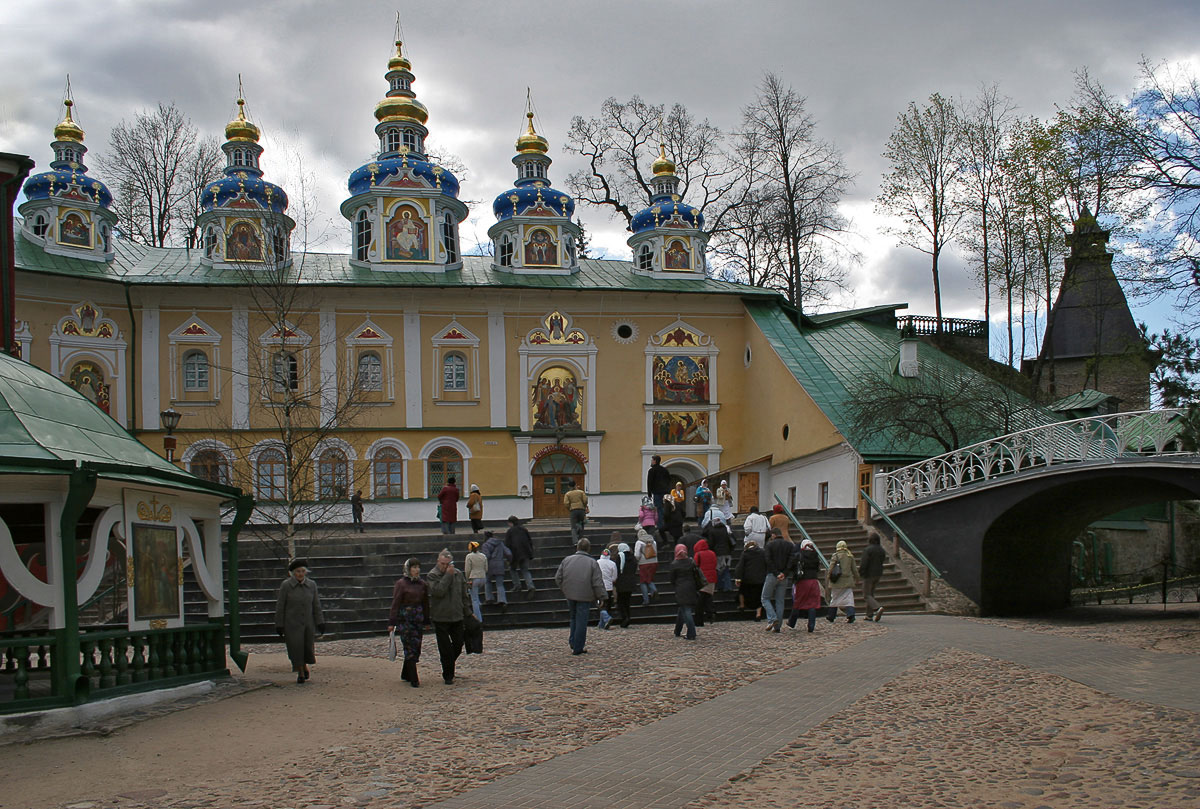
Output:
[597, 547, 618, 629]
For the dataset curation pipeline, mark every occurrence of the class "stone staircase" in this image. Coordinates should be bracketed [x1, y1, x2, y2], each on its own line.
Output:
[187, 517, 927, 640]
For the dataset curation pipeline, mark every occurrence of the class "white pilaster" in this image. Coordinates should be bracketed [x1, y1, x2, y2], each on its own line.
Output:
[403, 310, 422, 428]
[488, 310, 507, 427]
[514, 436, 532, 499]
[319, 307, 337, 425]
[140, 305, 160, 429]
[231, 305, 249, 429]
[586, 435, 601, 493]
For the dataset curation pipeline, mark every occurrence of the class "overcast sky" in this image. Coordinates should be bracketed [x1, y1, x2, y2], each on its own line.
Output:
[3, 0, 1197, 340]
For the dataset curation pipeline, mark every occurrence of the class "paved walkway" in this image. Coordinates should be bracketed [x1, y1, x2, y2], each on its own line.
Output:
[428, 614, 1199, 809]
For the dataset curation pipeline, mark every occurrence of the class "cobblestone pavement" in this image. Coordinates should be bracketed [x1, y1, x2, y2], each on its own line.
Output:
[3, 605, 1196, 809]
[968, 602, 1200, 653]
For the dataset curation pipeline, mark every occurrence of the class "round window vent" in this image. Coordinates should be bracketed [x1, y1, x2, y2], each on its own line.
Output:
[611, 321, 638, 344]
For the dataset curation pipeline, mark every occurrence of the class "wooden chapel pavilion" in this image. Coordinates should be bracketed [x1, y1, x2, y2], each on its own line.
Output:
[0, 348, 252, 715]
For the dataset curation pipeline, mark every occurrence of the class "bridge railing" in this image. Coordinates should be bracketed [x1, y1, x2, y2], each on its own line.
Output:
[880, 409, 1186, 509]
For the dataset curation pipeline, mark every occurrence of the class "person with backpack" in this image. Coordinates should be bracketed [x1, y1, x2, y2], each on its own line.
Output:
[634, 526, 659, 605]
[480, 530, 512, 611]
[825, 540, 859, 623]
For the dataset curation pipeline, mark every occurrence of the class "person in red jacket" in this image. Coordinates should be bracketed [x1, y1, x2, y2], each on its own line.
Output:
[693, 538, 718, 626]
[437, 476, 460, 534]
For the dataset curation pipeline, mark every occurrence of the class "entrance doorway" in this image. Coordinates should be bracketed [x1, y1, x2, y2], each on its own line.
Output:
[664, 463, 702, 520]
[737, 472, 759, 514]
[532, 452, 585, 518]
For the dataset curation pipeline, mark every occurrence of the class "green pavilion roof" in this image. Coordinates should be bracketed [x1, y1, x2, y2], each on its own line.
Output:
[15, 232, 780, 297]
[0, 351, 238, 496]
[747, 301, 1056, 462]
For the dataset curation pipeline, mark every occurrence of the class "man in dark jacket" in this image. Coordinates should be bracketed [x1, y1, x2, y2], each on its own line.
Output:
[734, 540, 768, 618]
[505, 515, 537, 595]
[761, 528, 794, 632]
[679, 524, 703, 558]
[860, 530, 888, 622]
[426, 549, 472, 684]
[645, 455, 672, 529]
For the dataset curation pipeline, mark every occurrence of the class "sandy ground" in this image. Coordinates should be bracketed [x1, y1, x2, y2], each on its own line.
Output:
[1, 605, 1197, 809]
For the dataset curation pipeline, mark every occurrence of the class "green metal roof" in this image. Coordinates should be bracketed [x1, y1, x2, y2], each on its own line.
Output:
[1048, 388, 1116, 413]
[746, 301, 1055, 462]
[15, 232, 780, 297]
[0, 351, 238, 496]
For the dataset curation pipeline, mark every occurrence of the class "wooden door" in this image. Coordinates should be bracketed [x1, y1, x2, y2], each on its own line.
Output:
[737, 472, 759, 514]
[857, 464, 874, 522]
[533, 473, 574, 518]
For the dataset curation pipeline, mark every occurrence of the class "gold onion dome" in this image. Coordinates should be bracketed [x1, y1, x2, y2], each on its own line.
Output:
[375, 94, 428, 125]
[53, 99, 84, 143]
[225, 98, 260, 143]
[515, 112, 549, 154]
[651, 142, 676, 176]
[388, 40, 411, 72]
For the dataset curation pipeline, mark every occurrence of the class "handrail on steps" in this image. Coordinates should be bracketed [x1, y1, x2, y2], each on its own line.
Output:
[771, 493, 828, 568]
[860, 487, 941, 580]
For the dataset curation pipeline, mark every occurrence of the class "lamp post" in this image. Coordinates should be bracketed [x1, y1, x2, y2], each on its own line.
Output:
[160, 407, 181, 463]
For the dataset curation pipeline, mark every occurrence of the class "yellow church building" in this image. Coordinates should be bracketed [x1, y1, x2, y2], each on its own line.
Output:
[11, 40, 975, 526]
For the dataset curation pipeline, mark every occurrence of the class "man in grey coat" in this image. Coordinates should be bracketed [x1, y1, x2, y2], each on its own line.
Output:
[426, 549, 473, 684]
[554, 538, 606, 655]
[275, 559, 325, 684]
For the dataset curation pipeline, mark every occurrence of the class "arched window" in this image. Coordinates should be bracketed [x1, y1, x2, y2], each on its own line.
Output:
[357, 351, 382, 391]
[182, 350, 209, 392]
[33, 214, 48, 237]
[317, 448, 348, 501]
[256, 449, 286, 500]
[355, 209, 372, 261]
[403, 129, 419, 152]
[427, 447, 463, 498]
[271, 227, 287, 263]
[566, 235, 577, 265]
[637, 244, 653, 271]
[521, 162, 537, 179]
[441, 212, 458, 263]
[190, 449, 229, 485]
[373, 447, 404, 498]
[272, 352, 298, 392]
[385, 128, 401, 153]
[498, 235, 514, 267]
[232, 149, 246, 167]
[442, 352, 466, 392]
[204, 226, 216, 258]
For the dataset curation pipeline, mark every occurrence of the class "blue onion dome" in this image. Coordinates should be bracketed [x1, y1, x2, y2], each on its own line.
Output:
[201, 98, 289, 214]
[346, 40, 461, 201]
[492, 112, 574, 221]
[22, 99, 113, 209]
[630, 142, 702, 234]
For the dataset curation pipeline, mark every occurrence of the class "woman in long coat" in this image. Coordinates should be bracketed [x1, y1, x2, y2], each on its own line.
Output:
[825, 539, 860, 623]
[275, 559, 325, 684]
[668, 544, 700, 640]
[388, 557, 431, 687]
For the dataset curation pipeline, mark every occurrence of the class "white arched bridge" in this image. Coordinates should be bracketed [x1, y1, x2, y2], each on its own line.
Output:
[870, 410, 1200, 614]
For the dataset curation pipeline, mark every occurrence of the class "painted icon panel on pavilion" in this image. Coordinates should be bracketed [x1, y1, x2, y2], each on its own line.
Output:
[532, 366, 582, 430]
[653, 355, 710, 404]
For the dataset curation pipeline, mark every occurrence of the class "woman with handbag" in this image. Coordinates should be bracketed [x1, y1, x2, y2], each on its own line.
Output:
[787, 539, 824, 633]
[668, 544, 701, 640]
[388, 557, 430, 688]
[825, 540, 859, 623]
[466, 484, 484, 532]
[692, 538, 718, 626]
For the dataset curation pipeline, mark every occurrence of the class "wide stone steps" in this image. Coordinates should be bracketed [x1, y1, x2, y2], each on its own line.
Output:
[188, 517, 928, 640]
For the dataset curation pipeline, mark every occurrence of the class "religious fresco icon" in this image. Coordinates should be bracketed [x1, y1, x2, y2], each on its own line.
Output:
[653, 355, 709, 404]
[653, 411, 709, 445]
[524, 228, 557, 266]
[532, 365, 582, 430]
[69, 361, 111, 415]
[227, 222, 263, 261]
[665, 239, 690, 270]
[131, 523, 181, 621]
[58, 212, 91, 247]
[386, 203, 429, 261]
[526, 311, 586, 346]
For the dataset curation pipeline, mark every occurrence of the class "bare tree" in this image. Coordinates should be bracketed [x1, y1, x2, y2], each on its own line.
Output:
[1078, 61, 1200, 317]
[735, 73, 856, 310]
[100, 103, 223, 247]
[959, 86, 1017, 327]
[845, 361, 1040, 454]
[877, 94, 968, 332]
[564, 96, 745, 235]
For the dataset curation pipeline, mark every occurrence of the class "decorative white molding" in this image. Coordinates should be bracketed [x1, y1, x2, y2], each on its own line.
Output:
[403, 311, 423, 427]
[231, 306, 249, 429]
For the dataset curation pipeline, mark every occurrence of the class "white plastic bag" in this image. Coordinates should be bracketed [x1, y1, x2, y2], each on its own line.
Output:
[387, 628, 397, 662]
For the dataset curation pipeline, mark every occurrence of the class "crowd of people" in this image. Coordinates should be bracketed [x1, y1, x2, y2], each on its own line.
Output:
[273, 456, 890, 684]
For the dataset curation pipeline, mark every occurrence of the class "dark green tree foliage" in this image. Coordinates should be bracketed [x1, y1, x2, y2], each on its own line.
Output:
[1143, 325, 1200, 449]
